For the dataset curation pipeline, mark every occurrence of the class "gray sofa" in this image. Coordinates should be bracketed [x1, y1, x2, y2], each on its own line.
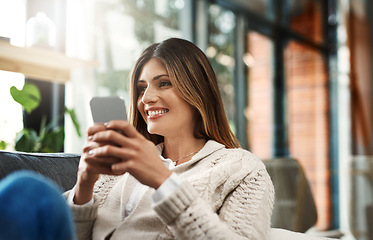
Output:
[0, 150, 80, 192]
[0, 150, 324, 238]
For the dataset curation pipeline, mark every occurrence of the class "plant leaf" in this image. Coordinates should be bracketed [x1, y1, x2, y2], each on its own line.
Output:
[15, 129, 39, 152]
[0, 141, 7, 150]
[38, 114, 48, 138]
[41, 127, 65, 152]
[65, 107, 82, 137]
[10, 83, 41, 114]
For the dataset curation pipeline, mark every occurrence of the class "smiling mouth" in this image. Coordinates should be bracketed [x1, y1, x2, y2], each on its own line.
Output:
[147, 109, 169, 117]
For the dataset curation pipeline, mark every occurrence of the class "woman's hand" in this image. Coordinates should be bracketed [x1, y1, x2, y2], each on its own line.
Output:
[85, 120, 172, 189]
[74, 124, 121, 204]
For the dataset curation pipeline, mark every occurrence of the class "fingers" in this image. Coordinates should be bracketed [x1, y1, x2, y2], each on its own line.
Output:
[79, 150, 122, 178]
[86, 145, 136, 174]
[81, 120, 158, 181]
[90, 129, 128, 148]
[85, 153, 120, 165]
[85, 120, 138, 147]
[83, 123, 121, 152]
[87, 144, 134, 161]
[79, 155, 113, 175]
[89, 121, 142, 149]
[80, 121, 131, 175]
[83, 125, 171, 189]
[105, 120, 140, 138]
[87, 124, 107, 137]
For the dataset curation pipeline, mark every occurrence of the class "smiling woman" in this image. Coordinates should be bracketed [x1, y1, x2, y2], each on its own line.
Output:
[130, 39, 240, 149]
[136, 58, 197, 143]
[65, 38, 275, 240]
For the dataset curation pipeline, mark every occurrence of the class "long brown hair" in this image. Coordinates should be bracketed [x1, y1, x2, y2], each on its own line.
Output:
[129, 38, 240, 148]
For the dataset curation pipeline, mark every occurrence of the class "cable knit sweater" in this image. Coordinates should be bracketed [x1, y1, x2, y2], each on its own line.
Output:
[68, 140, 274, 240]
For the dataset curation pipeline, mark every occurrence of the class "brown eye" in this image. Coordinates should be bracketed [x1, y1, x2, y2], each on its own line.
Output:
[137, 86, 146, 93]
[159, 81, 172, 87]
[137, 84, 147, 94]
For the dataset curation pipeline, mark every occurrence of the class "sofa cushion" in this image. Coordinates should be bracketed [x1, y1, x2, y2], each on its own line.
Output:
[270, 228, 333, 240]
[264, 158, 317, 233]
[0, 151, 80, 191]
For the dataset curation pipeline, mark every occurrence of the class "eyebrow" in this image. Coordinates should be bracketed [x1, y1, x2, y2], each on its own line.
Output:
[138, 74, 169, 83]
[153, 74, 169, 80]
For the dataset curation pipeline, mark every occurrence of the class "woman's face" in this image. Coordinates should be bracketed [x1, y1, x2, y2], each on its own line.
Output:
[136, 58, 196, 139]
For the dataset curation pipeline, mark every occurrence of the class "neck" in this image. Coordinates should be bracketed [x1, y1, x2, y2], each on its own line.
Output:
[163, 137, 206, 165]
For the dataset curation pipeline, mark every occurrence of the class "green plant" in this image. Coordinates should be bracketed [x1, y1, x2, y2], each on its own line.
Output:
[1, 83, 81, 152]
[0, 141, 6, 150]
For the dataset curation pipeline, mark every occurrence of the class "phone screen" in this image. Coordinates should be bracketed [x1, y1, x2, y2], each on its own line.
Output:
[90, 96, 127, 123]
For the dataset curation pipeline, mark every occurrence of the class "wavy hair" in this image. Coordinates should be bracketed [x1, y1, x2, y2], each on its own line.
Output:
[129, 38, 240, 148]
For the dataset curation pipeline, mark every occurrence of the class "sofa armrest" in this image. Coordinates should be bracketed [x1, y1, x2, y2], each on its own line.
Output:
[0, 151, 80, 191]
[264, 158, 317, 232]
[270, 228, 334, 240]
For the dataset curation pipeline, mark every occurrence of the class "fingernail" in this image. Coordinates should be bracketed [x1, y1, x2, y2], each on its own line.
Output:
[88, 149, 94, 155]
[104, 122, 109, 127]
[88, 136, 93, 140]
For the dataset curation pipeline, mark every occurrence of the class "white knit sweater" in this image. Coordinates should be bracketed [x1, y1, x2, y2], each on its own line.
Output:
[68, 140, 274, 240]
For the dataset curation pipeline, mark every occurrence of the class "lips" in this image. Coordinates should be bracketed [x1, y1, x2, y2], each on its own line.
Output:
[147, 109, 169, 117]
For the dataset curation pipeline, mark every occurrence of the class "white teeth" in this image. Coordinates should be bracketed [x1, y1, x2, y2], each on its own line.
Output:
[148, 109, 169, 116]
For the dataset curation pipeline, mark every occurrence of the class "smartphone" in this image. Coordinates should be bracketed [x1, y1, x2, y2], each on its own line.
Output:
[90, 96, 127, 124]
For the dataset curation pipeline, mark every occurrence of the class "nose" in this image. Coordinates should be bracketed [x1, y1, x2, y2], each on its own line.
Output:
[141, 86, 158, 104]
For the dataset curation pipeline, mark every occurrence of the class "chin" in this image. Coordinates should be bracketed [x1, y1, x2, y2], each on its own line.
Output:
[147, 126, 163, 136]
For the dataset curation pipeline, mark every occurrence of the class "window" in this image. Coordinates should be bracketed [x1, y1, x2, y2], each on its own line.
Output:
[208, 4, 236, 132]
[91, 0, 184, 97]
[65, 0, 186, 152]
[285, 41, 330, 228]
[0, 0, 27, 150]
[246, 31, 273, 159]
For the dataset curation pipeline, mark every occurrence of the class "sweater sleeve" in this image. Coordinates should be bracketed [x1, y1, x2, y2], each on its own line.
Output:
[63, 190, 99, 240]
[153, 167, 274, 240]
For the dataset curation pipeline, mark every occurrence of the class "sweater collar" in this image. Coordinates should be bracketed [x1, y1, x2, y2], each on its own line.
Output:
[156, 140, 225, 169]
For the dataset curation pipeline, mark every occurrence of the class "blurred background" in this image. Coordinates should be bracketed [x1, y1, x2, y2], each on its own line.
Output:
[0, 0, 372, 239]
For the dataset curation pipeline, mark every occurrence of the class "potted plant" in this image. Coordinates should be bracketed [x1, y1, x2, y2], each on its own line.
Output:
[0, 83, 81, 152]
